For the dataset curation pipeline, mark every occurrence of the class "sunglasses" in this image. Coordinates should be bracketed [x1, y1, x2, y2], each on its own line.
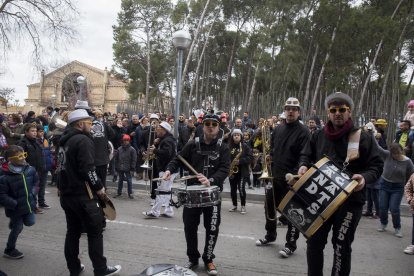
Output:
[328, 106, 349, 114]
[409, 105, 414, 108]
[81, 120, 93, 125]
[8, 152, 28, 160]
[203, 121, 219, 127]
[285, 106, 299, 111]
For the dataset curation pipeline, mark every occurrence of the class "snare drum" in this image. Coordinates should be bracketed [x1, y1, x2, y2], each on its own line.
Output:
[278, 157, 358, 238]
[175, 185, 221, 208]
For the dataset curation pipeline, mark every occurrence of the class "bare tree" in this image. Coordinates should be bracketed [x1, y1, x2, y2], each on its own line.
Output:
[0, 0, 79, 66]
[0, 87, 15, 112]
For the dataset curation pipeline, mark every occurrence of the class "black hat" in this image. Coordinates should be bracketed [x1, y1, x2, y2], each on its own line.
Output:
[202, 114, 220, 123]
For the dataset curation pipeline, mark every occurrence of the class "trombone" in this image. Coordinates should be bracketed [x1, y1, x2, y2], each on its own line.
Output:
[141, 121, 158, 169]
[259, 124, 277, 221]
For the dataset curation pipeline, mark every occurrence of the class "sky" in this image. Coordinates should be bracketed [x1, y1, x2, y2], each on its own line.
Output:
[0, 0, 122, 103]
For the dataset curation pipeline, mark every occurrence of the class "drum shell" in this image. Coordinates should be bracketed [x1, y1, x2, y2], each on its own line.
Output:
[278, 157, 358, 238]
[175, 185, 221, 208]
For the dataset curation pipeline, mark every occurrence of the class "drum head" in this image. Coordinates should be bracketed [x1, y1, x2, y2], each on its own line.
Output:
[137, 264, 197, 276]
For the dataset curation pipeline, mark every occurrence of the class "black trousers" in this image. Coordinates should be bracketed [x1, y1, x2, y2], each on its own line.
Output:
[229, 173, 246, 206]
[60, 196, 107, 276]
[263, 179, 300, 251]
[95, 165, 108, 189]
[183, 203, 221, 264]
[307, 201, 362, 276]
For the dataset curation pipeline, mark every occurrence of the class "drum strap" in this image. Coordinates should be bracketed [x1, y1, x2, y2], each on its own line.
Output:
[344, 129, 362, 169]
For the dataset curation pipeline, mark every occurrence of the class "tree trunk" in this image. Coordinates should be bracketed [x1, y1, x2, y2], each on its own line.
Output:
[406, 69, 414, 98]
[181, 0, 211, 88]
[303, 43, 319, 117]
[222, 38, 237, 110]
[311, 8, 342, 114]
[246, 51, 263, 113]
[357, 0, 405, 117]
[187, 19, 216, 113]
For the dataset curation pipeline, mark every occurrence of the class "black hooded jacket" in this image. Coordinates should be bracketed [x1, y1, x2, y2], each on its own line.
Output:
[299, 126, 383, 205]
[167, 134, 230, 191]
[154, 132, 176, 171]
[57, 127, 103, 196]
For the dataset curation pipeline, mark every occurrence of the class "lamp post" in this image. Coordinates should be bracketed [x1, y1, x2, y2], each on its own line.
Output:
[172, 29, 191, 138]
[51, 94, 57, 108]
[77, 76, 86, 101]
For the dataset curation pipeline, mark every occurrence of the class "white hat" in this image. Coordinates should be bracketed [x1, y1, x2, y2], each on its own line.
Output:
[159, 121, 172, 133]
[68, 109, 93, 124]
[74, 100, 91, 110]
[284, 97, 300, 108]
[149, 113, 159, 120]
[232, 129, 243, 136]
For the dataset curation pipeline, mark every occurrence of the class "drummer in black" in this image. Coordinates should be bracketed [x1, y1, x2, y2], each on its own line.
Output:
[163, 113, 230, 276]
[255, 97, 310, 259]
[298, 92, 383, 276]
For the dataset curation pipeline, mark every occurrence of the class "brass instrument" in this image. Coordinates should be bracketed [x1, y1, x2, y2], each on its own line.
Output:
[141, 121, 157, 169]
[259, 124, 276, 221]
[229, 142, 243, 177]
[259, 125, 273, 180]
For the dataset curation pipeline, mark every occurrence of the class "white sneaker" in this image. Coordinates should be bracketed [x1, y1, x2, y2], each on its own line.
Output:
[394, 228, 403, 238]
[229, 206, 237, 212]
[403, 245, 414, 255]
[241, 206, 246, 214]
[377, 224, 386, 232]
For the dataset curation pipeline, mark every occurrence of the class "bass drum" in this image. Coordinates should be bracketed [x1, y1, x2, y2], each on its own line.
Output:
[278, 157, 358, 238]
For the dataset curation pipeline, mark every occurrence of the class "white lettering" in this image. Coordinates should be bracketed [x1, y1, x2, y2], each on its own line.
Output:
[307, 203, 320, 215]
[305, 182, 318, 194]
[317, 191, 331, 205]
[325, 183, 340, 195]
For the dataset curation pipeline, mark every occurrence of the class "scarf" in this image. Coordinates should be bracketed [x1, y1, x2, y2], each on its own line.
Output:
[324, 119, 354, 141]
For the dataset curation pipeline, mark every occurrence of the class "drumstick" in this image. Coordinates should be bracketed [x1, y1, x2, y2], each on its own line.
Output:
[177, 155, 199, 175]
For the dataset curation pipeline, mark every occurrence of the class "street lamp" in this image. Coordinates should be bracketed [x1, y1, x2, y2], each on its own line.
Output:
[77, 76, 86, 101]
[51, 94, 57, 108]
[172, 29, 192, 138]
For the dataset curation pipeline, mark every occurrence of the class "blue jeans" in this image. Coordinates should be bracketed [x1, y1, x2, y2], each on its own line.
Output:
[117, 171, 133, 195]
[7, 213, 36, 250]
[379, 178, 404, 229]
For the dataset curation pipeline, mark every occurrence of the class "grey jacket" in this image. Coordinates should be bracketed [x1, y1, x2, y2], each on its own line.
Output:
[115, 145, 137, 172]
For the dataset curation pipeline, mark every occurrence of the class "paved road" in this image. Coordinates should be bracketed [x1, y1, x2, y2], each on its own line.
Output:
[0, 186, 413, 276]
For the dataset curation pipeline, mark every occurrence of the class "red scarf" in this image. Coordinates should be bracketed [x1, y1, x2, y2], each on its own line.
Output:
[324, 119, 353, 141]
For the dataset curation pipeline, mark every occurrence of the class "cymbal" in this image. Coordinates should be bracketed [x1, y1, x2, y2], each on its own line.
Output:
[174, 175, 198, 182]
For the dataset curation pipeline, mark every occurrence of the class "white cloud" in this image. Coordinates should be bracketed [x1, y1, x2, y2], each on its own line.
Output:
[0, 0, 122, 103]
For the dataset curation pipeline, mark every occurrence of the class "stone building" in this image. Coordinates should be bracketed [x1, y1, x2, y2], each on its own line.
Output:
[24, 60, 129, 114]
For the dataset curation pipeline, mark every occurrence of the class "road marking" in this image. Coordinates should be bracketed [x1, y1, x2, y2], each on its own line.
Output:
[108, 219, 255, 241]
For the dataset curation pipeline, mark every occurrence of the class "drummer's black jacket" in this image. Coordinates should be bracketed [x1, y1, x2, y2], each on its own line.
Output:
[299, 126, 383, 205]
[154, 132, 176, 172]
[166, 134, 231, 191]
[57, 127, 104, 196]
[270, 120, 310, 181]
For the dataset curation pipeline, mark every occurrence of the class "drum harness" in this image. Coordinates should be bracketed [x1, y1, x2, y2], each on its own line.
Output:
[170, 130, 224, 208]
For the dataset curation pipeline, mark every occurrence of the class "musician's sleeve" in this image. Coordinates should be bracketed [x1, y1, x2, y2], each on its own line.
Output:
[298, 130, 318, 168]
[210, 144, 231, 190]
[359, 132, 383, 184]
[77, 138, 103, 191]
[166, 140, 193, 173]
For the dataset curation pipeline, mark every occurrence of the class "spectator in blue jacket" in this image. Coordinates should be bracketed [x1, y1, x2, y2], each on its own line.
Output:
[0, 145, 39, 259]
